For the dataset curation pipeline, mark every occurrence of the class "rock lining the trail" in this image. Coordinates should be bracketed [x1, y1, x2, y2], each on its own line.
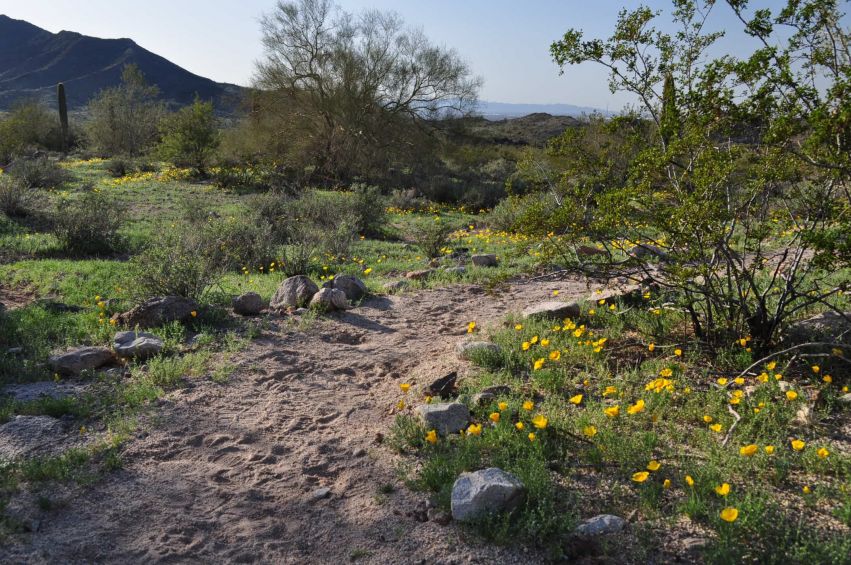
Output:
[309, 288, 350, 311]
[415, 403, 470, 436]
[323, 275, 368, 301]
[574, 514, 626, 536]
[522, 301, 581, 320]
[114, 296, 199, 329]
[233, 292, 265, 316]
[270, 275, 319, 309]
[49, 346, 114, 375]
[113, 331, 164, 360]
[450, 467, 526, 522]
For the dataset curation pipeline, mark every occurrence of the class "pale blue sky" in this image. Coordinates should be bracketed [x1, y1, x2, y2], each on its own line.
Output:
[0, 1, 810, 110]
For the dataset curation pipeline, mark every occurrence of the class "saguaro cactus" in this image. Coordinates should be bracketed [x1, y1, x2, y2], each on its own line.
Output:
[58, 83, 69, 153]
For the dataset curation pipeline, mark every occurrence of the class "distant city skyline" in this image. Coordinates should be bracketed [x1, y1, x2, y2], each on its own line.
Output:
[0, 1, 832, 111]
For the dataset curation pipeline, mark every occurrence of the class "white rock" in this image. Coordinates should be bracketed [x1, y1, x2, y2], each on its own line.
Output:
[309, 288, 350, 311]
[451, 467, 526, 522]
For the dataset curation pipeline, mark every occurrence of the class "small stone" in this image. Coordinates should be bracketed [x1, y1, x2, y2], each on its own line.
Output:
[309, 288, 350, 311]
[113, 331, 164, 360]
[444, 266, 467, 276]
[310, 487, 331, 501]
[383, 280, 410, 293]
[522, 301, 581, 321]
[270, 275, 319, 309]
[450, 467, 526, 522]
[405, 269, 435, 281]
[232, 292, 264, 316]
[574, 514, 626, 536]
[471, 392, 496, 406]
[455, 341, 501, 360]
[414, 403, 470, 436]
[471, 254, 498, 267]
[49, 346, 114, 375]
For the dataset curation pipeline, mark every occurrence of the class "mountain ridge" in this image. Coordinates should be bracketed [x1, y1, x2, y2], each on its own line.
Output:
[0, 14, 243, 111]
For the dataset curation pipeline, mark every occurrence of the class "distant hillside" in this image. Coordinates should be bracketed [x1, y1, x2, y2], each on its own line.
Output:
[0, 15, 243, 111]
[451, 113, 580, 147]
[475, 100, 611, 119]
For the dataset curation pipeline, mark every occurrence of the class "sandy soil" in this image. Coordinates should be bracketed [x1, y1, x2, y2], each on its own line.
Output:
[2, 277, 601, 564]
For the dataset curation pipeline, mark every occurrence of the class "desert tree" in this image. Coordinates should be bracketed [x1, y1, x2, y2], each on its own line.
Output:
[86, 64, 166, 157]
[253, 0, 481, 182]
[532, 0, 851, 352]
[158, 96, 220, 176]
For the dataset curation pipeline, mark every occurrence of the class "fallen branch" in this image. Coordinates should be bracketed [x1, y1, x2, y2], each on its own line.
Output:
[721, 405, 741, 447]
[735, 342, 851, 379]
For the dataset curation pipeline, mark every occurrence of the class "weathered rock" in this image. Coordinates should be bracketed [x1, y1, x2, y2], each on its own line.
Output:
[522, 301, 581, 321]
[793, 405, 812, 427]
[405, 269, 435, 281]
[444, 266, 467, 276]
[324, 274, 368, 301]
[450, 467, 526, 522]
[0, 416, 66, 459]
[455, 341, 501, 360]
[472, 392, 496, 406]
[270, 276, 319, 309]
[115, 296, 199, 329]
[113, 331, 164, 360]
[309, 288, 350, 311]
[415, 403, 470, 436]
[49, 346, 113, 375]
[784, 311, 851, 346]
[629, 243, 668, 260]
[425, 371, 458, 399]
[574, 514, 626, 536]
[577, 245, 608, 257]
[232, 292, 264, 316]
[2, 381, 88, 403]
[471, 254, 498, 267]
[310, 487, 332, 501]
[383, 280, 410, 293]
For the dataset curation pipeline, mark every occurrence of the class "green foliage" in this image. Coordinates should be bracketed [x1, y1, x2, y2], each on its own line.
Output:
[0, 101, 62, 165]
[6, 157, 69, 189]
[158, 97, 220, 175]
[85, 64, 165, 156]
[410, 216, 454, 258]
[0, 175, 39, 217]
[52, 189, 126, 255]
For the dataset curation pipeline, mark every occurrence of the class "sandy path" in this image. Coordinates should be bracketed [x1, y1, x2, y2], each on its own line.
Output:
[3, 277, 593, 564]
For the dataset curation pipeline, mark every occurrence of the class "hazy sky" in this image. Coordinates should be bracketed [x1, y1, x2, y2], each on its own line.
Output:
[0, 1, 810, 110]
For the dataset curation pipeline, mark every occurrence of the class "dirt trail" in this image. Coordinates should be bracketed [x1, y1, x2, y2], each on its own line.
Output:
[3, 277, 594, 564]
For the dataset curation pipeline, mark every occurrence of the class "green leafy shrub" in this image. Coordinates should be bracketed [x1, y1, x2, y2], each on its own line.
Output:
[410, 216, 454, 258]
[348, 183, 387, 237]
[52, 190, 126, 255]
[199, 215, 278, 272]
[0, 175, 39, 217]
[106, 157, 135, 178]
[7, 157, 69, 189]
[158, 97, 220, 176]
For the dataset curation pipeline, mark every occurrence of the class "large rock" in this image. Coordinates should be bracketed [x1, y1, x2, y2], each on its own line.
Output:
[324, 275, 368, 301]
[450, 467, 526, 522]
[783, 311, 851, 346]
[113, 331, 164, 360]
[455, 341, 501, 361]
[405, 269, 435, 281]
[522, 301, 581, 321]
[471, 254, 498, 267]
[0, 416, 66, 460]
[233, 292, 264, 316]
[415, 403, 470, 436]
[115, 296, 199, 329]
[309, 288, 350, 311]
[2, 381, 88, 403]
[49, 346, 113, 375]
[574, 514, 626, 536]
[270, 276, 319, 309]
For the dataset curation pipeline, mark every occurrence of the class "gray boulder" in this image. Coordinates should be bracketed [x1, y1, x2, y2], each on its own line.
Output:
[49, 346, 113, 375]
[309, 288, 350, 311]
[233, 292, 264, 316]
[522, 301, 581, 321]
[270, 276, 319, 309]
[113, 331, 164, 360]
[444, 266, 467, 276]
[115, 296, 199, 329]
[455, 341, 501, 360]
[471, 254, 498, 267]
[324, 274, 369, 301]
[783, 311, 851, 346]
[2, 381, 88, 403]
[414, 403, 470, 436]
[451, 468, 526, 522]
[574, 514, 626, 536]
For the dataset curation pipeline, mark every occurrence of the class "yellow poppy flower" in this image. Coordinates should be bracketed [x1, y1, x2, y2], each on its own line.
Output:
[709, 423, 723, 432]
[399, 383, 411, 393]
[663, 479, 671, 489]
[627, 399, 646, 415]
[549, 350, 561, 361]
[467, 423, 482, 436]
[604, 405, 620, 418]
[739, 444, 758, 457]
[489, 412, 500, 424]
[791, 439, 805, 451]
[764, 445, 775, 454]
[685, 475, 695, 487]
[583, 425, 597, 438]
[719, 507, 738, 522]
[569, 394, 583, 405]
[648, 343, 655, 352]
[817, 447, 829, 458]
[715, 483, 731, 497]
[528, 432, 536, 442]
[425, 430, 438, 444]
[523, 400, 534, 411]
[515, 421, 524, 430]
[647, 460, 661, 471]
[532, 414, 548, 429]
[632, 471, 650, 483]
[498, 402, 508, 411]
[785, 390, 798, 401]
[703, 415, 713, 423]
